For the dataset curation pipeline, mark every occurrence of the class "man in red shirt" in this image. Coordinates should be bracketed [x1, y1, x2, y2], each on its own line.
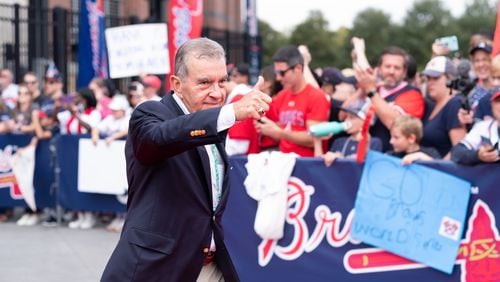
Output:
[256, 46, 330, 157]
[355, 46, 425, 152]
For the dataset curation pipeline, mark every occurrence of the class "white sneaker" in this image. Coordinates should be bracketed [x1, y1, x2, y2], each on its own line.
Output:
[23, 214, 40, 226]
[16, 214, 31, 226]
[68, 213, 84, 229]
[79, 212, 96, 229]
[106, 217, 124, 232]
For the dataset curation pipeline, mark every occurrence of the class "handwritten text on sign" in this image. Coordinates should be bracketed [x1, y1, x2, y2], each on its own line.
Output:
[351, 151, 471, 274]
[105, 23, 169, 79]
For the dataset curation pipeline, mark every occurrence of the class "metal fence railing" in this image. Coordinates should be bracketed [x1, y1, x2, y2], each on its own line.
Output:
[1, 3, 251, 94]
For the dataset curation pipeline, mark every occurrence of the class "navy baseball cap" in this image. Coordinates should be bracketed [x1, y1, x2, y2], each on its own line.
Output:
[469, 42, 492, 55]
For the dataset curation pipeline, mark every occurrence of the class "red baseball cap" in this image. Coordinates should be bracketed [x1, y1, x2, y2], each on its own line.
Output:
[142, 75, 161, 90]
[491, 91, 500, 101]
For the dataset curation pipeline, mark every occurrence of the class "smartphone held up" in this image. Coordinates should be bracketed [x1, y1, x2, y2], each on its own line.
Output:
[435, 35, 459, 52]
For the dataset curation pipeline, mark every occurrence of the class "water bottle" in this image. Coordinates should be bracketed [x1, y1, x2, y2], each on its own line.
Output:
[308, 121, 351, 137]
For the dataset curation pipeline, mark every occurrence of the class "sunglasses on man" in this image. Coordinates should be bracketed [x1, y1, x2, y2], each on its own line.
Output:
[274, 65, 295, 77]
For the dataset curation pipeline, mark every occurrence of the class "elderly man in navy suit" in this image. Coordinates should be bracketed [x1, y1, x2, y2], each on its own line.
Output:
[101, 38, 271, 282]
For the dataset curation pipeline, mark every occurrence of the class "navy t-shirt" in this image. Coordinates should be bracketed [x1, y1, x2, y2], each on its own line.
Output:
[330, 136, 383, 158]
[421, 96, 462, 157]
[474, 92, 493, 121]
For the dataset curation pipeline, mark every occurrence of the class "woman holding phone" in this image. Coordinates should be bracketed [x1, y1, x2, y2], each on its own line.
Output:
[420, 56, 467, 159]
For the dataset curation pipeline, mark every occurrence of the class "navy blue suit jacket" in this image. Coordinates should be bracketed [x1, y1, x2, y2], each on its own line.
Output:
[101, 93, 239, 281]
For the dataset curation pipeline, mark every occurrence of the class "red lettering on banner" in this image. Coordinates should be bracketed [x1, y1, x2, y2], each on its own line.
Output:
[0, 146, 21, 199]
[258, 177, 314, 266]
[0, 173, 21, 199]
[306, 206, 354, 251]
[258, 177, 357, 266]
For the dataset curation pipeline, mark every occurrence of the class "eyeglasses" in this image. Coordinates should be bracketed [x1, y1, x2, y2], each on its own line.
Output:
[274, 65, 295, 77]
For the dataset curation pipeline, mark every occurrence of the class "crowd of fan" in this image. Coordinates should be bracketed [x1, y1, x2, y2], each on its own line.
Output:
[0, 64, 165, 230]
[226, 32, 500, 169]
[0, 31, 499, 230]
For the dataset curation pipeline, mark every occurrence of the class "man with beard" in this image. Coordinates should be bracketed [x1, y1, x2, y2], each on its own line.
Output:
[355, 46, 425, 152]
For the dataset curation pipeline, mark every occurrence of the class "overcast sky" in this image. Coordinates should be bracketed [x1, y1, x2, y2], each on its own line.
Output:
[256, 0, 479, 33]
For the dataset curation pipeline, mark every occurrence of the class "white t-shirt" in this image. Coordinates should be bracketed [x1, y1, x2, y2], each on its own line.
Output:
[57, 109, 102, 134]
[461, 119, 499, 150]
[97, 114, 130, 135]
[1, 83, 19, 109]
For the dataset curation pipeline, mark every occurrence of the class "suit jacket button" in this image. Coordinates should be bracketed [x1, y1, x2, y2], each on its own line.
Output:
[203, 247, 209, 253]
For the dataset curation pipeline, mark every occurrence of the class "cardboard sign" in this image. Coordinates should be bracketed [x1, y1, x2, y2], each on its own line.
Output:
[351, 151, 471, 273]
[78, 139, 127, 195]
[105, 23, 169, 78]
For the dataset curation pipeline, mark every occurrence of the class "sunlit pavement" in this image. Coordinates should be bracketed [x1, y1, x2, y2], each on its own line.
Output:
[0, 221, 119, 282]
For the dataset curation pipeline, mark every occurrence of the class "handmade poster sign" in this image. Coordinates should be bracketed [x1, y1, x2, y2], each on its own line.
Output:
[351, 151, 471, 274]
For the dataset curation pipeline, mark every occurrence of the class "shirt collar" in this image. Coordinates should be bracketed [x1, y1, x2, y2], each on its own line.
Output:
[172, 92, 190, 115]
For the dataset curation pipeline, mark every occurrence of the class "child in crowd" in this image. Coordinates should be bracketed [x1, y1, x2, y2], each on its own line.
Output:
[387, 115, 441, 165]
[314, 99, 382, 166]
[91, 95, 130, 146]
[451, 91, 500, 165]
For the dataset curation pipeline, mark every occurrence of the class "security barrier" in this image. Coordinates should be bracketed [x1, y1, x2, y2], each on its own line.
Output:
[0, 134, 498, 281]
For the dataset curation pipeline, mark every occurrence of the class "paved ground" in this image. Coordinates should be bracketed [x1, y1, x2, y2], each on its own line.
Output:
[0, 218, 120, 282]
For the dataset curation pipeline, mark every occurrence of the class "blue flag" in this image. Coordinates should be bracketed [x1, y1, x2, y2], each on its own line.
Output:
[77, 0, 108, 88]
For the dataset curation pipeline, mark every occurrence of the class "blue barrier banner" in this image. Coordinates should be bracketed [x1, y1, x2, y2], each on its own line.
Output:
[224, 157, 500, 282]
[56, 135, 126, 213]
[0, 135, 54, 210]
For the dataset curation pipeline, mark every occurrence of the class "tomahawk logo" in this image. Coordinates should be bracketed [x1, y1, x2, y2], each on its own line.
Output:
[457, 200, 500, 282]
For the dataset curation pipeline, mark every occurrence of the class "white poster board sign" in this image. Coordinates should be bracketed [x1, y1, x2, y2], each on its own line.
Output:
[105, 23, 170, 78]
[78, 139, 128, 195]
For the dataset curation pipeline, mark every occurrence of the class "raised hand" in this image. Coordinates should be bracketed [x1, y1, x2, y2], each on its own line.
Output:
[232, 76, 272, 121]
[352, 37, 371, 71]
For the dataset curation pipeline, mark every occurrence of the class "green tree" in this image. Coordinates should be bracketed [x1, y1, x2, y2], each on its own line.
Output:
[399, 0, 458, 68]
[258, 20, 288, 67]
[289, 10, 338, 69]
[333, 27, 354, 69]
[349, 8, 395, 67]
[256, 0, 498, 73]
[455, 0, 497, 53]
